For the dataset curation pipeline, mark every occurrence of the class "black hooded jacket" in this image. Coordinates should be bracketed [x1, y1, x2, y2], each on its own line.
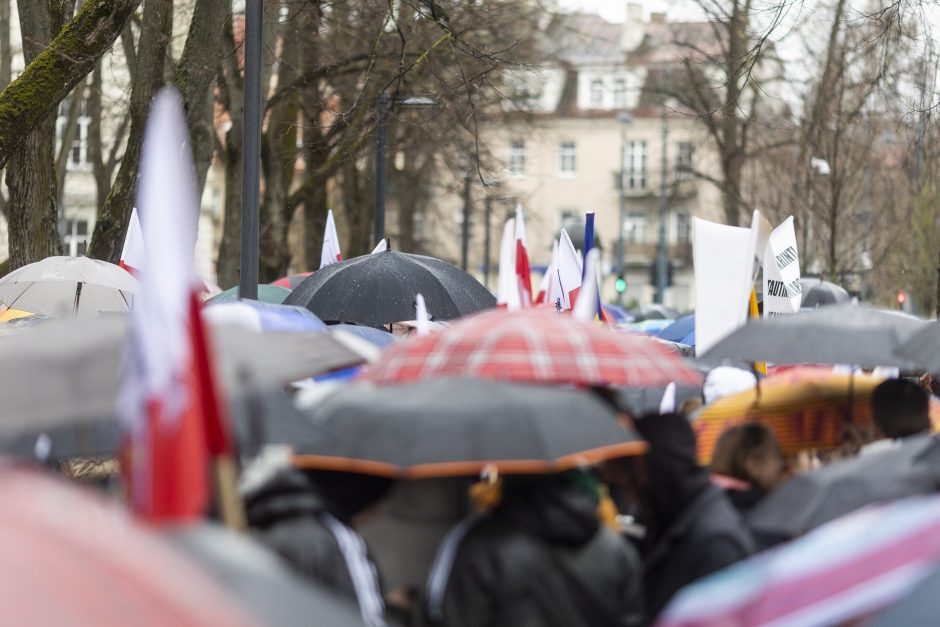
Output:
[632, 413, 755, 621]
[427, 477, 645, 627]
[244, 468, 371, 604]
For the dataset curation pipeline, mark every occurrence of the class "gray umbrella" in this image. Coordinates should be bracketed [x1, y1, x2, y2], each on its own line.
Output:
[168, 524, 365, 626]
[284, 250, 496, 328]
[701, 304, 925, 368]
[288, 378, 646, 478]
[801, 278, 851, 308]
[745, 434, 940, 543]
[870, 564, 940, 626]
[894, 321, 940, 373]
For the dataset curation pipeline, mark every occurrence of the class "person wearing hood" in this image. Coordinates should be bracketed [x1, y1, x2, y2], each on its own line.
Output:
[628, 412, 755, 621]
[243, 465, 393, 627]
[425, 469, 644, 627]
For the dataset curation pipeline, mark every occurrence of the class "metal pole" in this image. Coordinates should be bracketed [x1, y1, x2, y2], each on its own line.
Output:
[483, 193, 493, 288]
[460, 171, 472, 271]
[655, 107, 669, 305]
[617, 120, 627, 305]
[239, 0, 262, 300]
[374, 92, 389, 247]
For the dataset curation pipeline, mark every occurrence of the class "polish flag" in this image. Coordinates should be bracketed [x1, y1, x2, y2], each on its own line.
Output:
[514, 205, 532, 307]
[546, 228, 583, 311]
[120, 207, 145, 275]
[119, 89, 231, 523]
[320, 209, 343, 269]
[535, 240, 559, 304]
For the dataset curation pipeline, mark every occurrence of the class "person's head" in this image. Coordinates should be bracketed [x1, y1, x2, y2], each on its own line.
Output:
[304, 469, 394, 520]
[710, 423, 785, 491]
[871, 378, 931, 439]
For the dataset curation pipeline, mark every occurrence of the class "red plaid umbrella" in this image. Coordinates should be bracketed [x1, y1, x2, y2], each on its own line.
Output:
[270, 272, 313, 289]
[361, 307, 702, 387]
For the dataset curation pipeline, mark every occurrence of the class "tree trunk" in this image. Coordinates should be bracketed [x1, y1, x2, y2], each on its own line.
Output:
[87, 0, 171, 263]
[0, 0, 11, 218]
[343, 159, 371, 256]
[5, 0, 62, 270]
[215, 17, 244, 289]
[0, 0, 143, 170]
[172, 0, 229, 195]
[300, 1, 329, 270]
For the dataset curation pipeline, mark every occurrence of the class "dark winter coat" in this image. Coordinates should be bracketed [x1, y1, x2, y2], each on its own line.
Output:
[641, 484, 755, 621]
[244, 468, 377, 606]
[426, 479, 645, 627]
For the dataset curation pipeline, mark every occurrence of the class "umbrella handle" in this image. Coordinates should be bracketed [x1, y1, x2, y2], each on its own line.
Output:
[72, 282, 83, 316]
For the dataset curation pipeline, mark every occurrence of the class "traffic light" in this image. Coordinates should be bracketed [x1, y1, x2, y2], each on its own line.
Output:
[897, 292, 907, 309]
[615, 275, 627, 293]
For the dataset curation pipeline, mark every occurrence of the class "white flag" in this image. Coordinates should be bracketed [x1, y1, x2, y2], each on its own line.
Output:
[320, 209, 343, 269]
[546, 229, 583, 311]
[120, 207, 146, 274]
[536, 240, 559, 304]
[496, 218, 521, 309]
[762, 216, 801, 317]
[572, 248, 601, 321]
[415, 293, 431, 337]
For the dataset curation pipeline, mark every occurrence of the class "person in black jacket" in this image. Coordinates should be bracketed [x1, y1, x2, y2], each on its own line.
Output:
[425, 470, 645, 627]
[710, 422, 786, 516]
[244, 466, 392, 627]
[628, 413, 755, 621]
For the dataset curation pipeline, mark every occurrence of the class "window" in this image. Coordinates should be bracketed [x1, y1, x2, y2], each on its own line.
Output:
[507, 139, 526, 175]
[64, 219, 89, 257]
[559, 209, 582, 234]
[627, 140, 647, 189]
[558, 141, 576, 175]
[624, 212, 646, 244]
[676, 212, 691, 243]
[590, 79, 604, 108]
[676, 142, 694, 179]
[613, 79, 626, 108]
[55, 97, 91, 170]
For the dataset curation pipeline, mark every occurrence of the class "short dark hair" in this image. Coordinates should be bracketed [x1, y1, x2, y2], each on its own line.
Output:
[871, 379, 930, 438]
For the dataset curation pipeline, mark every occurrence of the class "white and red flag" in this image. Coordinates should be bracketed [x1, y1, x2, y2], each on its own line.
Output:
[546, 228, 583, 311]
[496, 218, 520, 309]
[119, 88, 231, 523]
[320, 209, 343, 269]
[535, 239, 559, 304]
[119, 207, 145, 275]
[514, 204, 532, 306]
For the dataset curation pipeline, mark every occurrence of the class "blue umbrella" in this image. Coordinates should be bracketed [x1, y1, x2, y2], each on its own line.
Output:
[658, 313, 694, 343]
[331, 323, 398, 348]
[203, 300, 327, 333]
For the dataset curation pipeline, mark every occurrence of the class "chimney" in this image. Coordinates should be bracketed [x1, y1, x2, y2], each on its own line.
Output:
[650, 12, 666, 24]
[621, 2, 645, 53]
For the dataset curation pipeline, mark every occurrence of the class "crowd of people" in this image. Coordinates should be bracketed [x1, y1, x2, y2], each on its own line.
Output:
[233, 375, 934, 627]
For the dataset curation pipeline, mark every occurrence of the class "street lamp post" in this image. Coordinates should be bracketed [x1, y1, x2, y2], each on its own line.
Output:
[374, 94, 438, 247]
[654, 107, 669, 305]
[616, 110, 632, 306]
[481, 179, 501, 289]
[239, 0, 263, 300]
[460, 168, 472, 271]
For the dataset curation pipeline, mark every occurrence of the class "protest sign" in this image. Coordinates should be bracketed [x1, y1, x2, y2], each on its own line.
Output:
[762, 217, 802, 317]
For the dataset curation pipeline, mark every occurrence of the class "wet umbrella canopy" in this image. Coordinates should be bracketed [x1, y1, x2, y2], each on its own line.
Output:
[288, 378, 647, 478]
[284, 250, 496, 327]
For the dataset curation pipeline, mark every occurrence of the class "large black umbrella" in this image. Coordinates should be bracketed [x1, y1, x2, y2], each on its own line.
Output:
[701, 304, 925, 368]
[745, 434, 940, 544]
[286, 378, 647, 478]
[801, 278, 851, 308]
[284, 250, 496, 328]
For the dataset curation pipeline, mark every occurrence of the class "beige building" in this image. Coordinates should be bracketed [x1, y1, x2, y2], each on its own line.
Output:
[429, 6, 726, 311]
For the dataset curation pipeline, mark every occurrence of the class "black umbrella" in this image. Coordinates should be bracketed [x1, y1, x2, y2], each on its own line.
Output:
[745, 434, 940, 544]
[284, 250, 496, 328]
[701, 304, 925, 368]
[286, 378, 646, 478]
[894, 321, 940, 373]
[801, 278, 851, 308]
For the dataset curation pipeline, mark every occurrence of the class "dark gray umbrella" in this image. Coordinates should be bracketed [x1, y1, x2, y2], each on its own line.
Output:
[284, 250, 496, 328]
[801, 278, 851, 308]
[627, 304, 680, 322]
[701, 304, 925, 368]
[745, 434, 940, 543]
[168, 524, 365, 626]
[894, 321, 940, 373]
[288, 378, 646, 478]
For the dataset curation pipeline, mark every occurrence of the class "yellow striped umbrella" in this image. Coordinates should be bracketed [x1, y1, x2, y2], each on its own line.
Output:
[0, 308, 34, 323]
[694, 367, 940, 463]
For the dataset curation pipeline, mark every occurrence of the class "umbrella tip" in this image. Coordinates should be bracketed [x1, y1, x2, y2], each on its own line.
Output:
[386, 237, 391, 251]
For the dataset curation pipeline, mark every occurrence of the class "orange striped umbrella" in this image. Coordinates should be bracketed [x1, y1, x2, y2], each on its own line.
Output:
[0, 308, 33, 323]
[694, 367, 940, 463]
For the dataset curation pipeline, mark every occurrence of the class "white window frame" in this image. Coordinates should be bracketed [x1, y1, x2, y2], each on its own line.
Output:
[676, 142, 694, 179]
[589, 79, 604, 108]
[507, 139, 526, 176]
[64, 218, 89, 257]
[625, 211, 647, 244]
[558, 141, 577, 176]
[627, 140, 647, 189]
[56, 97, 91, 171]
[613, 78, 627, 109]
[675, 211, 691, 243]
